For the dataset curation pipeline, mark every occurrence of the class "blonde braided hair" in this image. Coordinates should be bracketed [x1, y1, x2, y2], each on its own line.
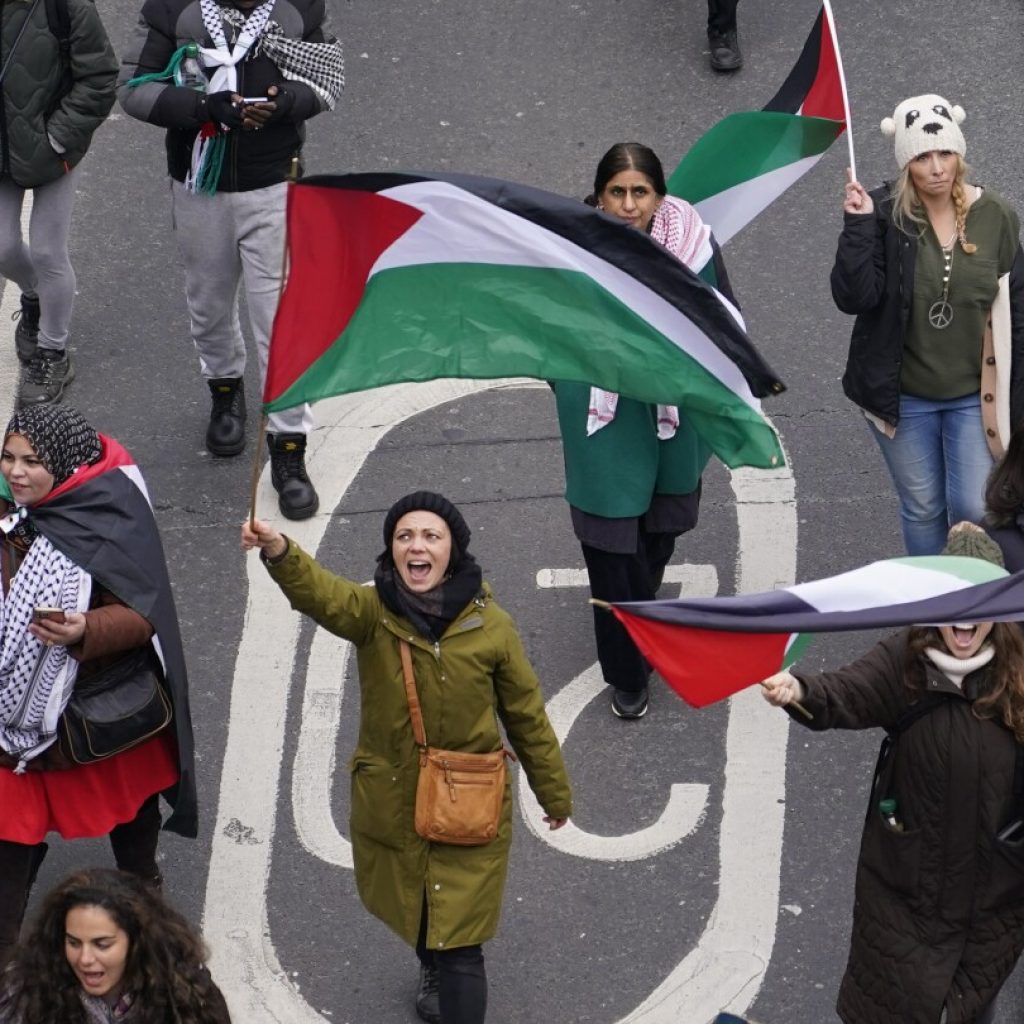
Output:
[891, 154, 977, 253]
[951, 176, 978, 253]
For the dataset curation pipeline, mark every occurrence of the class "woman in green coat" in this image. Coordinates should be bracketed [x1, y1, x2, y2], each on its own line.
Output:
[241, 491, 572, 1024]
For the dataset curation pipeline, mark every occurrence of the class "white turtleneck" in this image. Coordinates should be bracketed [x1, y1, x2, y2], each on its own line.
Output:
[924, 643, 995, 690]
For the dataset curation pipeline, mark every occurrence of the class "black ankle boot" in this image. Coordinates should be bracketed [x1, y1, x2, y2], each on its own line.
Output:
[13, 293, 39, 364]
[206, 378, 246, 456]
[267, 432, 319, 520]
[415, 963, 441, 1024]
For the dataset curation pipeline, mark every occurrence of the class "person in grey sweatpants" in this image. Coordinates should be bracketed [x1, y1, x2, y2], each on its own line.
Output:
[0, 0, 117, 406]
[118, 0, 344, 520]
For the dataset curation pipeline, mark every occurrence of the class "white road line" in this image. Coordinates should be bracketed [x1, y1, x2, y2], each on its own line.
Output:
[518, 564, 721, 861]
[0, 193, 32, 413]
[536, 563, 719, 593]
[619, 465, 796, 1023]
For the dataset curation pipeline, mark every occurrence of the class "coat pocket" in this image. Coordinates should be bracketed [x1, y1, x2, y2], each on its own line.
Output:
[985, 831, 1024, 908]
[350, 757, 405, 851]
[860, 815, 923, 897]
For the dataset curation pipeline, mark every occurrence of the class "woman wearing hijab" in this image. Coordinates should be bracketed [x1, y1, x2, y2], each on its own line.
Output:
[242, 492, 572, 1024]
[0, 405, 196, 969]
[553, 141, 740, 720]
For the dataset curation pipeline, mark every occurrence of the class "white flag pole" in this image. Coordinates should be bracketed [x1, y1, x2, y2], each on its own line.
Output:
[823, 0, 857, 182]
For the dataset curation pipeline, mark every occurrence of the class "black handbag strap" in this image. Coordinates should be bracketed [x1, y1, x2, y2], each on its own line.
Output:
[0, 0, 45, 88]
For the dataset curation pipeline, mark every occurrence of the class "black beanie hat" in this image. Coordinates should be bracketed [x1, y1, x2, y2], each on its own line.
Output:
[383, 491, 471, 554]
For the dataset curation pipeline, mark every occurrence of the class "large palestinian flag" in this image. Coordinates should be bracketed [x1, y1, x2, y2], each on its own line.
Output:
[4, 437, 198, 837]
[264, 172, 786, 471]
[609, 556, 1024, 708]
[668, 1, 849, 244]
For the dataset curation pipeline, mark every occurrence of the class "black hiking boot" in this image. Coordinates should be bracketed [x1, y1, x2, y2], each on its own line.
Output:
[18, 348, 73, 406]
[12, 293, 39, 364]
[267, 432, 319, 520]
[415, 963, 441, 1024]
[205, 377, 246, 456]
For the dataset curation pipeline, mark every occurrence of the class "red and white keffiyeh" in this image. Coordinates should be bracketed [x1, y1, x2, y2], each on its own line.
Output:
[587, 196, 713, 439]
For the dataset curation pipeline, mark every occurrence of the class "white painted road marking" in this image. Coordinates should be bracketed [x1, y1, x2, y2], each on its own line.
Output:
[536, 563, 719, 593]
[203, 381, 796, 1024]
[0, 194, 33, 411]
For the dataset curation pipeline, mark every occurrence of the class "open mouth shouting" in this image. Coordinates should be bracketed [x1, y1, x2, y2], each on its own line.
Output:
[938, 621, 994, 659]
[392, 510, 453, 593]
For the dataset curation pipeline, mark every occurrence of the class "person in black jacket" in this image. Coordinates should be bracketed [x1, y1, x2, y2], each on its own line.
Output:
[763, 523, 1024, 1024]
[0, 0, 117, 406]
[831, 93, 1024, 556]
[984, 420, 1024, 571]
[117, 0, 344, 520]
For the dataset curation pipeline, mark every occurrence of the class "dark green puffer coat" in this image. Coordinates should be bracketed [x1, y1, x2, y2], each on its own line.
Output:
[1, 0, 117, 188]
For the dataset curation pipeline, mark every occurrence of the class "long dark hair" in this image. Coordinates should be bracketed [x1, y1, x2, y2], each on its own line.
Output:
[985, 422, 1024, 528]
[0, 868, 226, 1024]
[904, 623, 1024, 741]
[585, 142, 668, 206]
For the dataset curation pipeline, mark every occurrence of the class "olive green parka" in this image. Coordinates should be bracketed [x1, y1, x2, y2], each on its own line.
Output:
[266, 541, 572, 951]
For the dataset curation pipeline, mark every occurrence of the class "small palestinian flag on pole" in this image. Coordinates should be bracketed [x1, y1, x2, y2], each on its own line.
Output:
[264, 172, 786, 470]
[608, 556, 1024, 708]
[668, 0, 852, 244]
[1, 438, 198, 837]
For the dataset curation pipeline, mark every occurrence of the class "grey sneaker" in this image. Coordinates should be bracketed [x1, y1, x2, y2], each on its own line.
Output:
[18, 348, 74, 406]
[12, 294, 39, 364]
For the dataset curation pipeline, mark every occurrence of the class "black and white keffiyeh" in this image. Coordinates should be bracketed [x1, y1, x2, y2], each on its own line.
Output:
[0, 534, 91, 771]
[200, 0, 345, 109]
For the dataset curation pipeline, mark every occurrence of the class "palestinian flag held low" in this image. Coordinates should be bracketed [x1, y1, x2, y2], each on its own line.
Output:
[667, 1, 848, 244]
[0, 437, 198, 837]
[264, 172, 786, 471]
[609, 556, 1024, 708]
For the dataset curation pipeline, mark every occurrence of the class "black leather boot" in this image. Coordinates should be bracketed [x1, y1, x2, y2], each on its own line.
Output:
[415, 963, 441, 1024]
[13, 293, 39, 364]
[267, 432, 319, 520]
[206, 378, 246, 456]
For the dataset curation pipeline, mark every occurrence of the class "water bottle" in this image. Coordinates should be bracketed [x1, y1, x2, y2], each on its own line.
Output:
[174, 43, 206, 92]
[879, 798, 903, 831]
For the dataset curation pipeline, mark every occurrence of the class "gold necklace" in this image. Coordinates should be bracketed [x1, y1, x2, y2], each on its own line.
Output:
[928, 234, 955, 330]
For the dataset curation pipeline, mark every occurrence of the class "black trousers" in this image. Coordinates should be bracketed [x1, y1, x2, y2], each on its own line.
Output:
[581, 529, 677, 693]
[416, 898, 487, 1024]
[707, 0, 739, 34]
[0, 793, 161, 969]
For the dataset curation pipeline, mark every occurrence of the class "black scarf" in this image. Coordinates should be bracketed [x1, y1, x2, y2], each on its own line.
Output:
[374, 551, 483, 642]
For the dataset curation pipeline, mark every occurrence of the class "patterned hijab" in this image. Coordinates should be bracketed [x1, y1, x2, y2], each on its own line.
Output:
[5, 405, 102, 488]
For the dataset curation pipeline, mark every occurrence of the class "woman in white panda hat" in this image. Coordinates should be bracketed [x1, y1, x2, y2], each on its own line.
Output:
[831, 93, 1024, 556]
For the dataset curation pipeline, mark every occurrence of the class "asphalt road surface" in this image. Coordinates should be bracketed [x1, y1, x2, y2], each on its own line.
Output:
[8, 0, 1024, 1021]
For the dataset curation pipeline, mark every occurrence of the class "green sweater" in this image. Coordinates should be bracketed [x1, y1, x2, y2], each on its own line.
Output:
[902, 190, 1020, 400]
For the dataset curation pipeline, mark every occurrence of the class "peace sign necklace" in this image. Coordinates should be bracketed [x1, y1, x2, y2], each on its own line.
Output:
[928, 230, 956, 330]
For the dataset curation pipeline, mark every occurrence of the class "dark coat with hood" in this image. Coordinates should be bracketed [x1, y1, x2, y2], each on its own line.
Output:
[1, 0, 117, 188]
[791, 631, 1024, 1024]
[830, 184, 1024, 431]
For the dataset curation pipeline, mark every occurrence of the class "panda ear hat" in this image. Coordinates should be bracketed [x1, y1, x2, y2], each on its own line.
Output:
[882, 93, 967, 169]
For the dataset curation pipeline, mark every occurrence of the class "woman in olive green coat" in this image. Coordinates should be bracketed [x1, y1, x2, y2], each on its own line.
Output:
[242, 491, 572, 1024]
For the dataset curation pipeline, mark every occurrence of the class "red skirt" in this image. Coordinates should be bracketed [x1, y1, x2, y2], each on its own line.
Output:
[0, 731, 179, 844]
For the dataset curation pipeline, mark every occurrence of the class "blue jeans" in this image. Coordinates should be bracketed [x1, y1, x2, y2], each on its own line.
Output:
[870, 393, 994, 556]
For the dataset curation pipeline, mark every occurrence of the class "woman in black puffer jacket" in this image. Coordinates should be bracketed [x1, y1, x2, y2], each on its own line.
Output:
[0, 0, 117, 406]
